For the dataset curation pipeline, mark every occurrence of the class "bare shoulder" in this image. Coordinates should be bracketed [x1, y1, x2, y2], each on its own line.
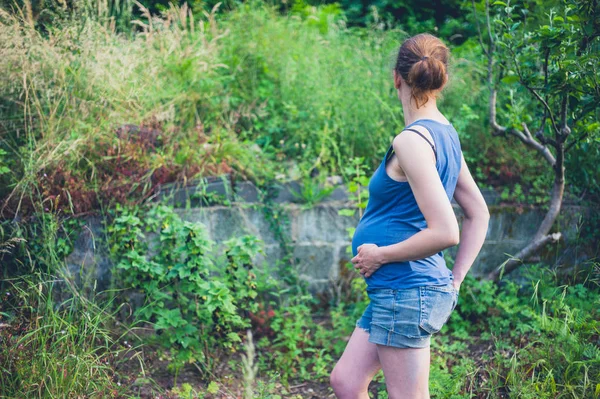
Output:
[393, 125, 434, 147]
[392, 125, 436, 163]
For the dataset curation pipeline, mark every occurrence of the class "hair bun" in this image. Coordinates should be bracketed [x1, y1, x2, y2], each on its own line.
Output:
[408, 55, 447, 91]
[395, 33, 450, 108]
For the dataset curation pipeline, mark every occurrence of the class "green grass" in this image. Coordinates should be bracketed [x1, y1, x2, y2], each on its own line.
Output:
[434, 265, 600, 398]
[0, 274, 125, 398]
[0, 0, 558, 219]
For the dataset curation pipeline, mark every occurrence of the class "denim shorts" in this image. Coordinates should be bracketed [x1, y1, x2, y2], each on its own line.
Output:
[355, 283, 459, 349]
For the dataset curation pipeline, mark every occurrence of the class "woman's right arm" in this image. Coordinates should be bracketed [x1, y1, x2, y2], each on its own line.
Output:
[452, 153, 490, 289]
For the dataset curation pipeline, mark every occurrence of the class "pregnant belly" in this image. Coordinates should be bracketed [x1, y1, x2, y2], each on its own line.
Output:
[351, 223, 417, 257]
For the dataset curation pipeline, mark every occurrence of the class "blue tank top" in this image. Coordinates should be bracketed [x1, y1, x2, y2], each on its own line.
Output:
[351, 119, 462, 292]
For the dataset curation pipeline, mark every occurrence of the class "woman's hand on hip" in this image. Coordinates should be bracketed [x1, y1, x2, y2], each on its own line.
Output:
[351, 244, 384, 278]
[452, 280, 462, 292]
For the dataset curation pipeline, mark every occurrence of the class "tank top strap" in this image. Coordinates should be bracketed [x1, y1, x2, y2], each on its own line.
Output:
[386, 122, 439, 162]
[404, 120, 440, 163]
[385, 144, 394, 162]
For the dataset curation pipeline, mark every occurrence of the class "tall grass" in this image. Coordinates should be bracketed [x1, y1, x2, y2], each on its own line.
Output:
[0, 1, 266, 216]
[0, 273, 124, 398]
[0, 0, 506, 218]
[0, 199, 127, 397]
[217, 3, 406, 173]
[439, 264, 600, 399]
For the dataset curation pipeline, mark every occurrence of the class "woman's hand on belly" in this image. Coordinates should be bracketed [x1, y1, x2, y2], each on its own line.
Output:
[351, 244, 385, 278]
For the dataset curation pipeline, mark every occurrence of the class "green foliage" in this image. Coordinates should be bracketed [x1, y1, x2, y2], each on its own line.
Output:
[288, 174, 336, 208]
[170, 382, 205, 398]
[491, 0, 600, 131]
[266, 294, 321, 384]
[290, 0, 344, 34]
[217, 2, 405, 178]
[0, 0, 599, 393]
[0, 274, 124, 398]
[0, 4, 275, 215]
[252, 261, 600, 397]
[443, 265, 600, 398]
[0, 209, 83, 280]
[254, 276, 366, 386]
[338, 156, 370, 223]
[108, 203, 279, 371]
[0, 148, 9, 176]
[482, 0, 600, 205]
[0, 0, 135, 32]
[303, 0, 472, 38]
[2, 206, 598, 397]
[3, 0, 597, 219]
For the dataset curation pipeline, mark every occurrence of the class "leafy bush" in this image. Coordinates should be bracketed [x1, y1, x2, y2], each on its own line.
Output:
[108, 203, 281, 371]
[443, 264, 600, 398]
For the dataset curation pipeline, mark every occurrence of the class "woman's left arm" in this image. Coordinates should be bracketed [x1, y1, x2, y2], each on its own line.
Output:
[352, 130, 459, 277]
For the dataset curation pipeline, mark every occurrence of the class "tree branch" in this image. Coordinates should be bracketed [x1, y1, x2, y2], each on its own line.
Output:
[523, 122, 557, 148]
[510, 48, 560, 135]
[489, 86, 556, 166]
[487, 232, 562, 280]
[565, 131, 589, 152]
[471, 0, 489, 57]
[558, 95, 571, 140]
[485, 0, 493, 50]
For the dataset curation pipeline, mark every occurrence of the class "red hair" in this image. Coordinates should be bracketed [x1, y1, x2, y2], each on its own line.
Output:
[394, 33, 450, 108]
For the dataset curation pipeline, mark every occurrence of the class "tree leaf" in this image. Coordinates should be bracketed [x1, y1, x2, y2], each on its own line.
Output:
[501, 75, 520, 84]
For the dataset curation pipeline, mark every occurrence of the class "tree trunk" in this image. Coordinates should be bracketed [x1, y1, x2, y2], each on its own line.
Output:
[487, 145, 565, 281]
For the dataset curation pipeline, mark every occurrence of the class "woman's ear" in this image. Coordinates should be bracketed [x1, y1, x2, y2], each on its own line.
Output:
[393, 70, 402, 90]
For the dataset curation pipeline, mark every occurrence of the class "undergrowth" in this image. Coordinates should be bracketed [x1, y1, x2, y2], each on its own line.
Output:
[0, 273, 127, 398]
[1, 204, 598, 398]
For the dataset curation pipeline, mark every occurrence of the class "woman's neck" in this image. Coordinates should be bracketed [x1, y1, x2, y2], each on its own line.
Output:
[401, 96, 447, 126]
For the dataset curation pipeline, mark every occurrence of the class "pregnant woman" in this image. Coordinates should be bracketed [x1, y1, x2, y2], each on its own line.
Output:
[330, 33, 490, 399]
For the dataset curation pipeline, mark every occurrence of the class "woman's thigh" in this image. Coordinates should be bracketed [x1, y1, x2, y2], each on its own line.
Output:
[376, 344, 430, 399]
[331, 327, 381, 391]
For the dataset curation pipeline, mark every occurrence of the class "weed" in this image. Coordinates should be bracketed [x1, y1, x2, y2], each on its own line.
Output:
[0, 273, 125, 398]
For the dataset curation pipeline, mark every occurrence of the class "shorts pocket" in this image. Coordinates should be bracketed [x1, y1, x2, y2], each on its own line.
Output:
[368, 289, 396, 327]
[418, 285, 457, 334]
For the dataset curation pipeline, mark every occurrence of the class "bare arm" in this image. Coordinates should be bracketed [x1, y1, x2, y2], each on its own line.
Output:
[352, 129, 461, 277]
[451, 154, 490, 285]
[378, 132, 460, 263]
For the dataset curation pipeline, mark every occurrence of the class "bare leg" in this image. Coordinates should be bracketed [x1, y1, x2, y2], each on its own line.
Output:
[330, 327, 382, 399]
[376, 344, 430, 399]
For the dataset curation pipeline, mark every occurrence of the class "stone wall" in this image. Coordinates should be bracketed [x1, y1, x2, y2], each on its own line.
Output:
[65, 178, 592, 294]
